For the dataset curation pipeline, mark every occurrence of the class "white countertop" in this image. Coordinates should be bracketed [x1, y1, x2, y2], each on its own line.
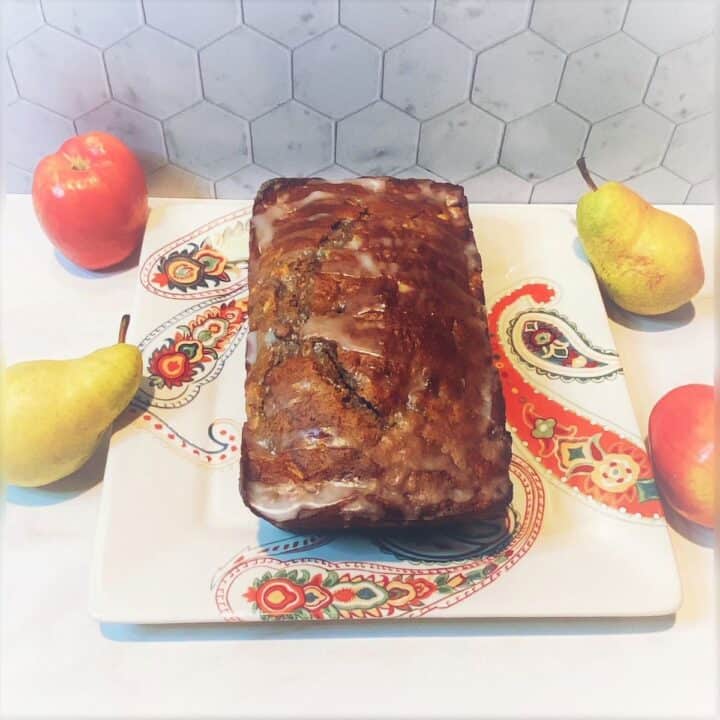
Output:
[1, 195, 715, 720]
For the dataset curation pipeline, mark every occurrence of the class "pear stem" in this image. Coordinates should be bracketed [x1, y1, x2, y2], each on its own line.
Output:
[118, 314, 130, 343]
[576, 157, 597, 191]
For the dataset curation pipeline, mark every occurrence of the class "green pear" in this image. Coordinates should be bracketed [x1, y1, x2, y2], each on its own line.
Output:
[576, 158, 704, 316]
[1, 315, 142, 487]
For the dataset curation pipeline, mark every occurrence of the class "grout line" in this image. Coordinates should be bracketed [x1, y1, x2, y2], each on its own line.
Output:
[658, 124, 677, 167]
[196, 49, 206, 99]
[496, 122, 507, 166]
[526, 0, 535, 28]
[620, 0, 632, 29]
[554, 52, 569, 103]
[433, 23, 477, 53]
[337, 23, 383, 51]
[641, 55, 660, 104]
[138, 0, 146, 24]
[432, 0, 438, 24]
[239, 0, 245, 25]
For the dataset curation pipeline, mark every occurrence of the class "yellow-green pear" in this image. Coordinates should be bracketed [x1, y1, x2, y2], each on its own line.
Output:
[1, 315, 142, 487]
[576, 158, 704, 315]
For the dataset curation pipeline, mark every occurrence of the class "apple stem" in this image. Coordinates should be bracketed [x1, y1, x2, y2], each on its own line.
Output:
[118, 314, 130, 343]
[576, 157, 597, 191]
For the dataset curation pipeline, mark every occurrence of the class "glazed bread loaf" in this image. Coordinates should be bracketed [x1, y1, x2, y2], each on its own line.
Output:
[241, 177, 512, 531]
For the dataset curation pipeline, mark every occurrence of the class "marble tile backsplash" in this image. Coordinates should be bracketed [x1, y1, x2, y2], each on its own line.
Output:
[2, 0, 715, 203]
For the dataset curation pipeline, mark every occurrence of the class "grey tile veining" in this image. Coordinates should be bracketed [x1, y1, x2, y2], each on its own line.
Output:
[105, 27, 200, 119]
[624, 0, 715, 54]
[8, 26, 109, 117]
[686, 179, 715, 204]
[418, 103, 503, 182]
[147, 164, 214, 198]
[435, 0, 531, 51]
[395, 166, 446, 181]
[462, 166, 532, 202]
[252, 101, 333, 176]
[1, 0, 712, 204]
[646, 35, 714, 122]
[336, 101, 419, 175]
[584, 105, 674, 180]
[558, 33, 656, 122]
[625, 166, 690, 203]
[530, 0, 627, 53]
[5, 100, 75, 170]
[42, 0, 143, 48]
[663, 114, 714, 184]
[472, 30, 564, 122]
[340, 0, 434, 49]
[314, 164, 358, 180]
[384, 28, 473, 120]
[200, 26, 291, 119]
[294, 27, 380, 119]
[75, 101, 167, 172]
[501, 104, 588, 181]
[3, 163, 33, 194]
[143, 0, 240, 48]
[243, 0, 337, 47]
[2, 0, 43, 47]
[215, 164, 276, 199]
[165, 101, 250, 180]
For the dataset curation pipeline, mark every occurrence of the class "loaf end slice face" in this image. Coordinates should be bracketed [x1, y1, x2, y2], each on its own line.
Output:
[241, 176, 512, 531]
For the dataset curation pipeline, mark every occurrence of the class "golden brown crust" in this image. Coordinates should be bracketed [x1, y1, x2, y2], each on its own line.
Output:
[241, 176, 512, 531]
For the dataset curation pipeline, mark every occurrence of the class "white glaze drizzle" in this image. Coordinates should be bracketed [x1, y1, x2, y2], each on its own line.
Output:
[301, 315, 384, 357]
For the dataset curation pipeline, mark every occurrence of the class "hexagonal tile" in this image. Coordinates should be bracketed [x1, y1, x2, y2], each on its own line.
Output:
[462, 166, 532, 202]
[106, 27, 201, 119]
[314, 164, 358, 180]
[75, 101, 166, 172]
[164, 102, 250, 180]
[418, 103, 503, 181]
[472, 31, 564, 122]
[243, 0, 337, 47]
[2, 0, 42, 46]
[201, 27, 291, 119]
[43, 0, 143, 48]
[8, 27, 108, 117]
[395, 166, 446, 181]
[686, 179, 714, 204]
[624, 0, 714, 54]
[435, 0, 531, 51]
[5, 100, 75, 170]
[531, 166, 606, 203]
[384, 28, 473, 120]
[557, 34, 655, 122]
[5, 58, 18, 104]
[215, 165, 276, 199]
[626, 167, 690, 203]
[337, 101, 419, 175]
[584, 106, 673, 180]
[294, 27, 380, 118]
[144, 0, 240, 48]
[340, 0, 434, 48]
[646, 35, 713, 122]
[252, 101, 333, 175]
[530, 0, 627, 53]
[147, 164, 214, 198]
[663, 114, 713, 184]
[501, 104, 588, 181]
[4, 163, 33, 193]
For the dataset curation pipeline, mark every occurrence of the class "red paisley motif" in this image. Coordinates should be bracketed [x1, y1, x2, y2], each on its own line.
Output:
[488, 282, 663, 519]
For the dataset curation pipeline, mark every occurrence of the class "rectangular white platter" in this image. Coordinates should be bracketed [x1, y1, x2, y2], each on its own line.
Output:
[91, 199, 682, 624]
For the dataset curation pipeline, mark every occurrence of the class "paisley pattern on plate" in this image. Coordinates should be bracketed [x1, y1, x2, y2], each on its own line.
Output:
[124, 404, 242, 466]
[489, 281, 664, 522]
[137, 296, 248, 409]
[508, 309, 622, 382]
[213, 456, 544, 621]
[140, 208, 250, 299]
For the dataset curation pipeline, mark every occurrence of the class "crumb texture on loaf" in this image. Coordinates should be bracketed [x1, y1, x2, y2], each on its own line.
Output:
[241, 176, 512, 530]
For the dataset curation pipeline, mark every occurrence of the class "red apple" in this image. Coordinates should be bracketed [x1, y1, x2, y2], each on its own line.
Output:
[32, 132, 148, 270]
[649, 384, 715, 529]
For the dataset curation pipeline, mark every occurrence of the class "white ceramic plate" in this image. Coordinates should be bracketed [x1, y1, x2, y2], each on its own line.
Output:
[91, 200, 681, 624]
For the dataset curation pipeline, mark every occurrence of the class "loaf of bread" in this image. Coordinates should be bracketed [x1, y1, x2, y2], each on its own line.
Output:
[240, 177, 512, 531]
